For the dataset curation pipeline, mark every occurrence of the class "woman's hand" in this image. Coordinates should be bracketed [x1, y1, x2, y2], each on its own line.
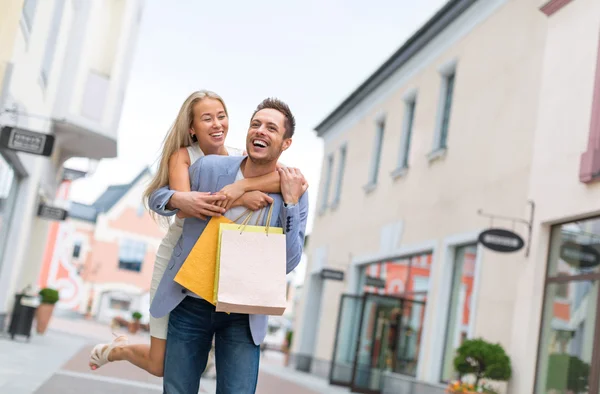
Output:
[216, 182, 247, 211]
[169, 191, 226, 220]
[238, 191, 274, 211]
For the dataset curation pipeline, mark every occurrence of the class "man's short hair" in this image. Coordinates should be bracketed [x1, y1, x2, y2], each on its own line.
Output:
[252, 98, 296, 138]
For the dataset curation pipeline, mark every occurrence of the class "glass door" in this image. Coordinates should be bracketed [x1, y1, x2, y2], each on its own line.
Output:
[330, 295, 363, 386]
[351, 294, 404, 394]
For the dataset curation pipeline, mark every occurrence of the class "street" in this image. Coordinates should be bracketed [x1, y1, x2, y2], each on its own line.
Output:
[0, 315, 347, 394]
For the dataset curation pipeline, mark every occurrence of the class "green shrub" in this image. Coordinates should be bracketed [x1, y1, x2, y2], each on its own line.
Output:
[38, 288, 59, 305]
[454, 338, 512, 386]
[132, 311, 142, 321]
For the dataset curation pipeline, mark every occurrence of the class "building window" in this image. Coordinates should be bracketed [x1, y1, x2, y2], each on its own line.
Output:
[358, 252, 432, 376]
[441, 244, 478, 382]
[21, 0, 38, 38]
[431, 65, 457, 158]
[366, 118, 385, 190]
[332, 145, 347, 207]
[40, 0, 65, 88]
[320, 154, 334, 213]
[118, 239, 146, 272]
[72, 240, 82, 259]
[536, 218, 600, 393]
[398, 98, 416, 171]
[109, 298, 131, 311]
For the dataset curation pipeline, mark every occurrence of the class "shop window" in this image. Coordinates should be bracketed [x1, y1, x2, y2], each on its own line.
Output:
[357, 252, 432, 377]
[440, 244, 478, 382]
[536, 217, 600, 393]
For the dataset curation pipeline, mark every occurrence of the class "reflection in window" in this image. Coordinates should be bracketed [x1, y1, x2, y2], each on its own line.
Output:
[361, 253, 432, 300]
[441, 244, 478, 382]
[536, 217, 600, 393]
[536, 281, 596, 394]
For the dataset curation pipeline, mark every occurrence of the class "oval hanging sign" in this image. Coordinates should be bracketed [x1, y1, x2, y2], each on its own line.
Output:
[560, 242, 600, 269]
[478, 228, 525, 253]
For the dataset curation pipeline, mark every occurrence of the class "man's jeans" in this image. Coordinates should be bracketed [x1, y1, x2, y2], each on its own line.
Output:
[163, 297, 260, 394]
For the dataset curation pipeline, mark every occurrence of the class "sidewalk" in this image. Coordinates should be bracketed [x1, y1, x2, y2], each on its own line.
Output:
[0, 330, 87, 394]
[1, 314, 349, 393]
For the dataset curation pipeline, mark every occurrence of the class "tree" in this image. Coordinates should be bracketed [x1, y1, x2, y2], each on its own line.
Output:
[453, 338, 512, 386]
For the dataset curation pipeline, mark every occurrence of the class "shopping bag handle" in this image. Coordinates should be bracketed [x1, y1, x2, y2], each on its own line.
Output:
[236, 204, 274, 236]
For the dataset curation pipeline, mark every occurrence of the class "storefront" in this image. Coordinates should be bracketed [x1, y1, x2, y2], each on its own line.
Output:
[535, 216, 600, 393]
[0, 151, 23, 275]
[328, 247, 479, 393]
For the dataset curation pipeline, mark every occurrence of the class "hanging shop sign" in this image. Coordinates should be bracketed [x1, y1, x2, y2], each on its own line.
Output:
[0, 127, 55, 157]
[478, 228, 525, 253]
[37, 204, 68, 221]
[320, 268, 345, 281]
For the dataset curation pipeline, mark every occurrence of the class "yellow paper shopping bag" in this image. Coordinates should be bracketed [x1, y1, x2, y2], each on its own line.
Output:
[213, 205, 287, 316]
[174, 215, 233, 304]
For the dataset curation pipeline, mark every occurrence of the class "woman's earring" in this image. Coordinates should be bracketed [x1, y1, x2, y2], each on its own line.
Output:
[190, 134, 198, 142]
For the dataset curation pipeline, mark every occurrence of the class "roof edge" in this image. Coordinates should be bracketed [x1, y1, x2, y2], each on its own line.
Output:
[314, 0, 476, 136]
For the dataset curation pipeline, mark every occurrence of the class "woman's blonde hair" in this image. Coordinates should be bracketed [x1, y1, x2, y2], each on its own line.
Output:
[143, 90, 228, 222]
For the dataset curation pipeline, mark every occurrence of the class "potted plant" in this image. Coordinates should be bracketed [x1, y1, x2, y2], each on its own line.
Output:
[36, 288, 59, 334]
[129, 311, 142, 334]
[283, 330, 293, 366]
[446, 338, 511, 394]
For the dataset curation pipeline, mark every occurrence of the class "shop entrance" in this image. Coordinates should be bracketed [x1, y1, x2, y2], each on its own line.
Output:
[329, 293, 426, 394]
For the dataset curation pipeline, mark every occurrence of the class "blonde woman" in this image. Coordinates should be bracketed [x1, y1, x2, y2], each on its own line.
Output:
[88, 91, 288, 376]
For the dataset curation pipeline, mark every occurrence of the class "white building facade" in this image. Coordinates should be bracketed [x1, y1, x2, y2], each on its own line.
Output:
[290, 0, 597, 393]
[0, 0, 144, 328]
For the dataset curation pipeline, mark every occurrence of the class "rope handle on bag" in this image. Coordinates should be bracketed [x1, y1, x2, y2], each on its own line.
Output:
[237, 204, 274, 236]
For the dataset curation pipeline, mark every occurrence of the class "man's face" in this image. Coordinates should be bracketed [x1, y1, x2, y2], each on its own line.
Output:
[246, 108, 291, 164]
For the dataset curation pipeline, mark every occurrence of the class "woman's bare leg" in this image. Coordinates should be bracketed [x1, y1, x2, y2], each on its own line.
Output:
[91, 336, 166, 377]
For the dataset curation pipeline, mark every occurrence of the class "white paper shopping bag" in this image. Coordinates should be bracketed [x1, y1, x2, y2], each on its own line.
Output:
[214, 205, 287, 315]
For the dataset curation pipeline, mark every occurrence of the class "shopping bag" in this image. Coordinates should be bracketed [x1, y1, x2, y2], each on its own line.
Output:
[173, 215, 233, 304]
[214, 204, 287, 315]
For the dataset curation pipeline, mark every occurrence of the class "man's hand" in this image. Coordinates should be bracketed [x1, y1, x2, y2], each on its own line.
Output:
[279, 167, 308, 206]
[238, 191, 274, 211]
[168, 191, 226, 220]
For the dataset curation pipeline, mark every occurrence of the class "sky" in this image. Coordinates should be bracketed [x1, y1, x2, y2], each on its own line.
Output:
[68, 0, 449, 234]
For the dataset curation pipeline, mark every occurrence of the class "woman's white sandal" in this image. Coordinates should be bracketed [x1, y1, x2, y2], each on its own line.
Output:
[89, 333, 128, 370]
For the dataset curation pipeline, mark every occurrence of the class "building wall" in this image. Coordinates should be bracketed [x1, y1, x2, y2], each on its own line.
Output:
[0, 0, 144, 317]
[0, 0, 24, 98]
[39, 172, 164, 321]
[294, 0, 547, 386]
[510, 0, 600, 392]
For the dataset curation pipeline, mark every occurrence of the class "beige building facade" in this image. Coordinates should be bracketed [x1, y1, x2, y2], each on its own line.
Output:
[0, 0, 144, 329]
[291, 0, 598, 393]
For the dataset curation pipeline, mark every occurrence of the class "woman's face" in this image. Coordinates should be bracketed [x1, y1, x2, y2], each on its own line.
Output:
[190, 98, 229, 154]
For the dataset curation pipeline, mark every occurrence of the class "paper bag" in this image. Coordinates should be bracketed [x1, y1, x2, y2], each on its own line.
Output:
[174, 215, 233, 304]
[214, 206, 287, 315]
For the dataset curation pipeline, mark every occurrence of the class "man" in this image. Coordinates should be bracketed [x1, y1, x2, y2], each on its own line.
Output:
[148, 98, 308, 394]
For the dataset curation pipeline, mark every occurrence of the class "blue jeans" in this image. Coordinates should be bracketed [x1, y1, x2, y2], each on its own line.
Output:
[163, 297, 260, 394]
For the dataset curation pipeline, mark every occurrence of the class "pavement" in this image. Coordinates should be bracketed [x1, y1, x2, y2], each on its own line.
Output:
[0, 314, 350, 394]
